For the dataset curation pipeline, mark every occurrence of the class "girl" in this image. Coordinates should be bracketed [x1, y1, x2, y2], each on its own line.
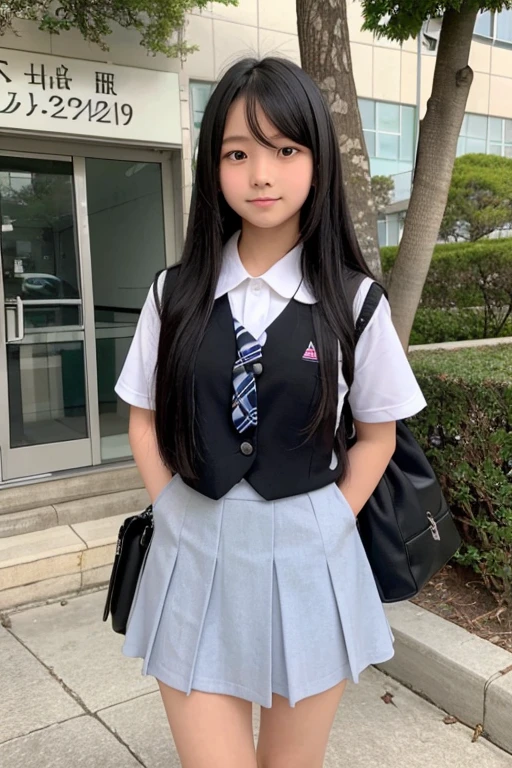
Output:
[114, 57, 427, 768]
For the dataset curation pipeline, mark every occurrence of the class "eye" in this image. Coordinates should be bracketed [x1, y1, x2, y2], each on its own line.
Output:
[279, 147, 298, 157]
[226, 150, 247, 161]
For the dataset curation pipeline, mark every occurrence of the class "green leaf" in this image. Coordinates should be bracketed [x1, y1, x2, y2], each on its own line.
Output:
[361, 1, 512, 43]
[0, 1, 239, 57]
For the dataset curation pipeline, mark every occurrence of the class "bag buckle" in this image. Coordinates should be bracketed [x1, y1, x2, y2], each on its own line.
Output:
[140, 524, 152, 548]
[426, 511, 440, 541]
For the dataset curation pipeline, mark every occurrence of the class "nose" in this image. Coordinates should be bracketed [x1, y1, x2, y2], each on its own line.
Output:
[249, 154, 274, 188]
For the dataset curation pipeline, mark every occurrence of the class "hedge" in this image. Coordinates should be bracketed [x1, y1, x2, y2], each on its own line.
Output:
[408, 344, 512, 606]
[381, 238, 512, 308]
[382, 239, 512, 343]
[410, 308, 512, 345]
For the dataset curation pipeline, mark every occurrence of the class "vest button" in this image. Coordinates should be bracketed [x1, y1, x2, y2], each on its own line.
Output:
[240, 441, 254, 456]
[253, 362, 263, 376]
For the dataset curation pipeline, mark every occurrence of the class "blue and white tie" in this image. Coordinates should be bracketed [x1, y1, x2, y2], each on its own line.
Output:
[232, 319, 262, 433]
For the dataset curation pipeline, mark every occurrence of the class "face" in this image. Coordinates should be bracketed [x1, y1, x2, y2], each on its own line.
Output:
[219, 98, 314, 231]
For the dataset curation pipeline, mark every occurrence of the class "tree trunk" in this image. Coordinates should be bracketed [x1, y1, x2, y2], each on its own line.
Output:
[387, 2, 477, 349]
[296, 0, 382, 279]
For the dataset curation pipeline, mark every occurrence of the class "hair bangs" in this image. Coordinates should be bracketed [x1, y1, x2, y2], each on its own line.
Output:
[241, 67, 318, 156]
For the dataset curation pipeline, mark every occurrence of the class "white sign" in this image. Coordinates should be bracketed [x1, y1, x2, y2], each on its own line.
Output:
[0, 48, 181, 146]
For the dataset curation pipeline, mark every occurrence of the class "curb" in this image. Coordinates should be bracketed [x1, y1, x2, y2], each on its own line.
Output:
[379, 601, 512, 755]
[408, 336, 512, 353]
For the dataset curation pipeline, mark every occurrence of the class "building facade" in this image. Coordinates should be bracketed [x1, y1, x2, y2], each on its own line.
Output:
[0, 1, 511, 487]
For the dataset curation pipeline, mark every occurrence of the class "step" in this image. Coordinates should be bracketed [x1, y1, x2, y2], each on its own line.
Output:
[0, 512, 131, 611]
[0, 466, 144, 515]
[0, 487, 150, 539]
[0, 467, 149, 539]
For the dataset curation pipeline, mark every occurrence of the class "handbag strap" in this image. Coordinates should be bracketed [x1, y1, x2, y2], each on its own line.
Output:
[354, 282, 385, 343]
[343, 279, 386, 437]
[153, 268, 167, 316]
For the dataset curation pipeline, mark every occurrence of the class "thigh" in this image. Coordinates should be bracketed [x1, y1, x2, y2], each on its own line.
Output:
[157, 679, 258, 768]
[256, 680, 348, 768]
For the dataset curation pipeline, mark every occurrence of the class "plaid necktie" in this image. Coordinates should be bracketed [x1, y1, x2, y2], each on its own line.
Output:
[232, 319, 262, 433]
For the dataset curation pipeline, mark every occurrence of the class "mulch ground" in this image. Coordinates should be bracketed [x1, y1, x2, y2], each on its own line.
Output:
[411, 563, 512, 654]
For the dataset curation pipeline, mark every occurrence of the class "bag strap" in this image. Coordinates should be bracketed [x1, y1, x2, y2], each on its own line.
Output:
[354, 282, 385, 343]
[152, 268, 167, 316]
[341, 267, 387, 337]
[342, 276, 386, 438]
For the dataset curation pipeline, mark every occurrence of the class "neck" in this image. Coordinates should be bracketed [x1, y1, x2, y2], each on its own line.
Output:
[237, 216, 301, 277]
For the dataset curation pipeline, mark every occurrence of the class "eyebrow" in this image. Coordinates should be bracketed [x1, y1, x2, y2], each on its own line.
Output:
[222, 132, 286, 144]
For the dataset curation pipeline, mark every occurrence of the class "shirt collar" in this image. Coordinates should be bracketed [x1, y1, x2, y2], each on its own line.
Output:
[215, 230, 316, 304]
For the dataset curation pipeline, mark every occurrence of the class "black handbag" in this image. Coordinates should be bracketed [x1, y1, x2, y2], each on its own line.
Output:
[103, 275, 164, 634]
[345, 282, 462, 603]
[102, 505, 153, 634]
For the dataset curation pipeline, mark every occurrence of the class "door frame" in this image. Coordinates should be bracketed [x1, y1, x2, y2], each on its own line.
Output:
[0, 137, 181, 482]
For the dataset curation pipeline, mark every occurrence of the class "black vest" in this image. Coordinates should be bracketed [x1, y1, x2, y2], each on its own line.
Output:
[161, 267, 363, 501]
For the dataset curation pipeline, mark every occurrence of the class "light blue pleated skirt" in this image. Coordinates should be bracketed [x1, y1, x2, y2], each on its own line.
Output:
[122, 475, 395, 709]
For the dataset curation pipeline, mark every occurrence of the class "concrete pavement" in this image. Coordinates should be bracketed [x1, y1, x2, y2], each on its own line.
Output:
[1, 589, 512, 767]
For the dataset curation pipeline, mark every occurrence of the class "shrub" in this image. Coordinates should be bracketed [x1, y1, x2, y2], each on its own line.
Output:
[409, 344, 512, 606]
[382, 239, 512, 342]
[410, 308, 512, 345]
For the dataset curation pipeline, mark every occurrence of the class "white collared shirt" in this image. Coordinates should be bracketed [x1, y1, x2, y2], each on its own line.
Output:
[216, 231, 315, 345]
[115, 231, 427, 431]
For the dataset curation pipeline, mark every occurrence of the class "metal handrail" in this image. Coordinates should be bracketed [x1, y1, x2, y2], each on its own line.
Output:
[17, 299, 82, 306]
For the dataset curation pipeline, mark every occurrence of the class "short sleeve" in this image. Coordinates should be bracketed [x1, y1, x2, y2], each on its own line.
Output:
[347, 280, 427, 423]
[114, 273, 165, 410]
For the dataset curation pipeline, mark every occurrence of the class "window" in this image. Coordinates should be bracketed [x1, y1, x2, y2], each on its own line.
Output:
[474, 8, 512, 43]
[458, 113, 512, 158]
[474, 10, 492, 38]
[377, 213, 404, 247]
[190, 82, 214, 158]
[0, 170, 32, 193]
[359, 98, 416, 177]
[496, 8, 512, 43]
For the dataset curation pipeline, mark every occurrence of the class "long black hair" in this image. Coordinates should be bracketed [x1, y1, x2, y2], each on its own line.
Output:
[155, 56, 374, 480]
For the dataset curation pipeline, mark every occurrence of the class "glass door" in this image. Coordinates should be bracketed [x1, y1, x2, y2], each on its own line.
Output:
[0, 155, 92, 479]
[85, 157, 167, 462]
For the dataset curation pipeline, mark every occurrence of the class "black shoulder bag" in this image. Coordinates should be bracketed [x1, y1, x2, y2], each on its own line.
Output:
[103, 270, 168, 634]
[345, 280, 462, 603]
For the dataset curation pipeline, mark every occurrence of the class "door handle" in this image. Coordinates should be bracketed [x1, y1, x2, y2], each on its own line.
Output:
[6, 296, 24, 342]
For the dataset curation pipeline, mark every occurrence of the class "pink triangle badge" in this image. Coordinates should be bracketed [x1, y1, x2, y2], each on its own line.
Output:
[302, 341, 318, 362]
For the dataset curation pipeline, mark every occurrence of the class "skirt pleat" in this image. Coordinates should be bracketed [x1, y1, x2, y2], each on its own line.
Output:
[122, 474, 190, 676]
[308, 483, 396, 685]
[122, 476, 395, 709]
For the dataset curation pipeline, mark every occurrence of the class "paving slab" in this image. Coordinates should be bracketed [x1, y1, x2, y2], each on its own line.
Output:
[0, 626, 83, 744]
[0, 715, 142, 768]
[98, 692, 180, 767]
[99, 691, 262, 767]
[326, 667, 512, 768]
[97, 665, 512, 768]
[4, 589, 512, 767]
[9, 590, 157, 712]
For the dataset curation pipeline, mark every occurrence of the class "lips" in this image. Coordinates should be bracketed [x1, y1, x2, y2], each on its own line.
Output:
[248, 197, 281, 207]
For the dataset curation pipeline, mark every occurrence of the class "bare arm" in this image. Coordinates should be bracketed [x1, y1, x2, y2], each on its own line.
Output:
[338, 419, 396, 517]
[129, 405, 173, 504]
